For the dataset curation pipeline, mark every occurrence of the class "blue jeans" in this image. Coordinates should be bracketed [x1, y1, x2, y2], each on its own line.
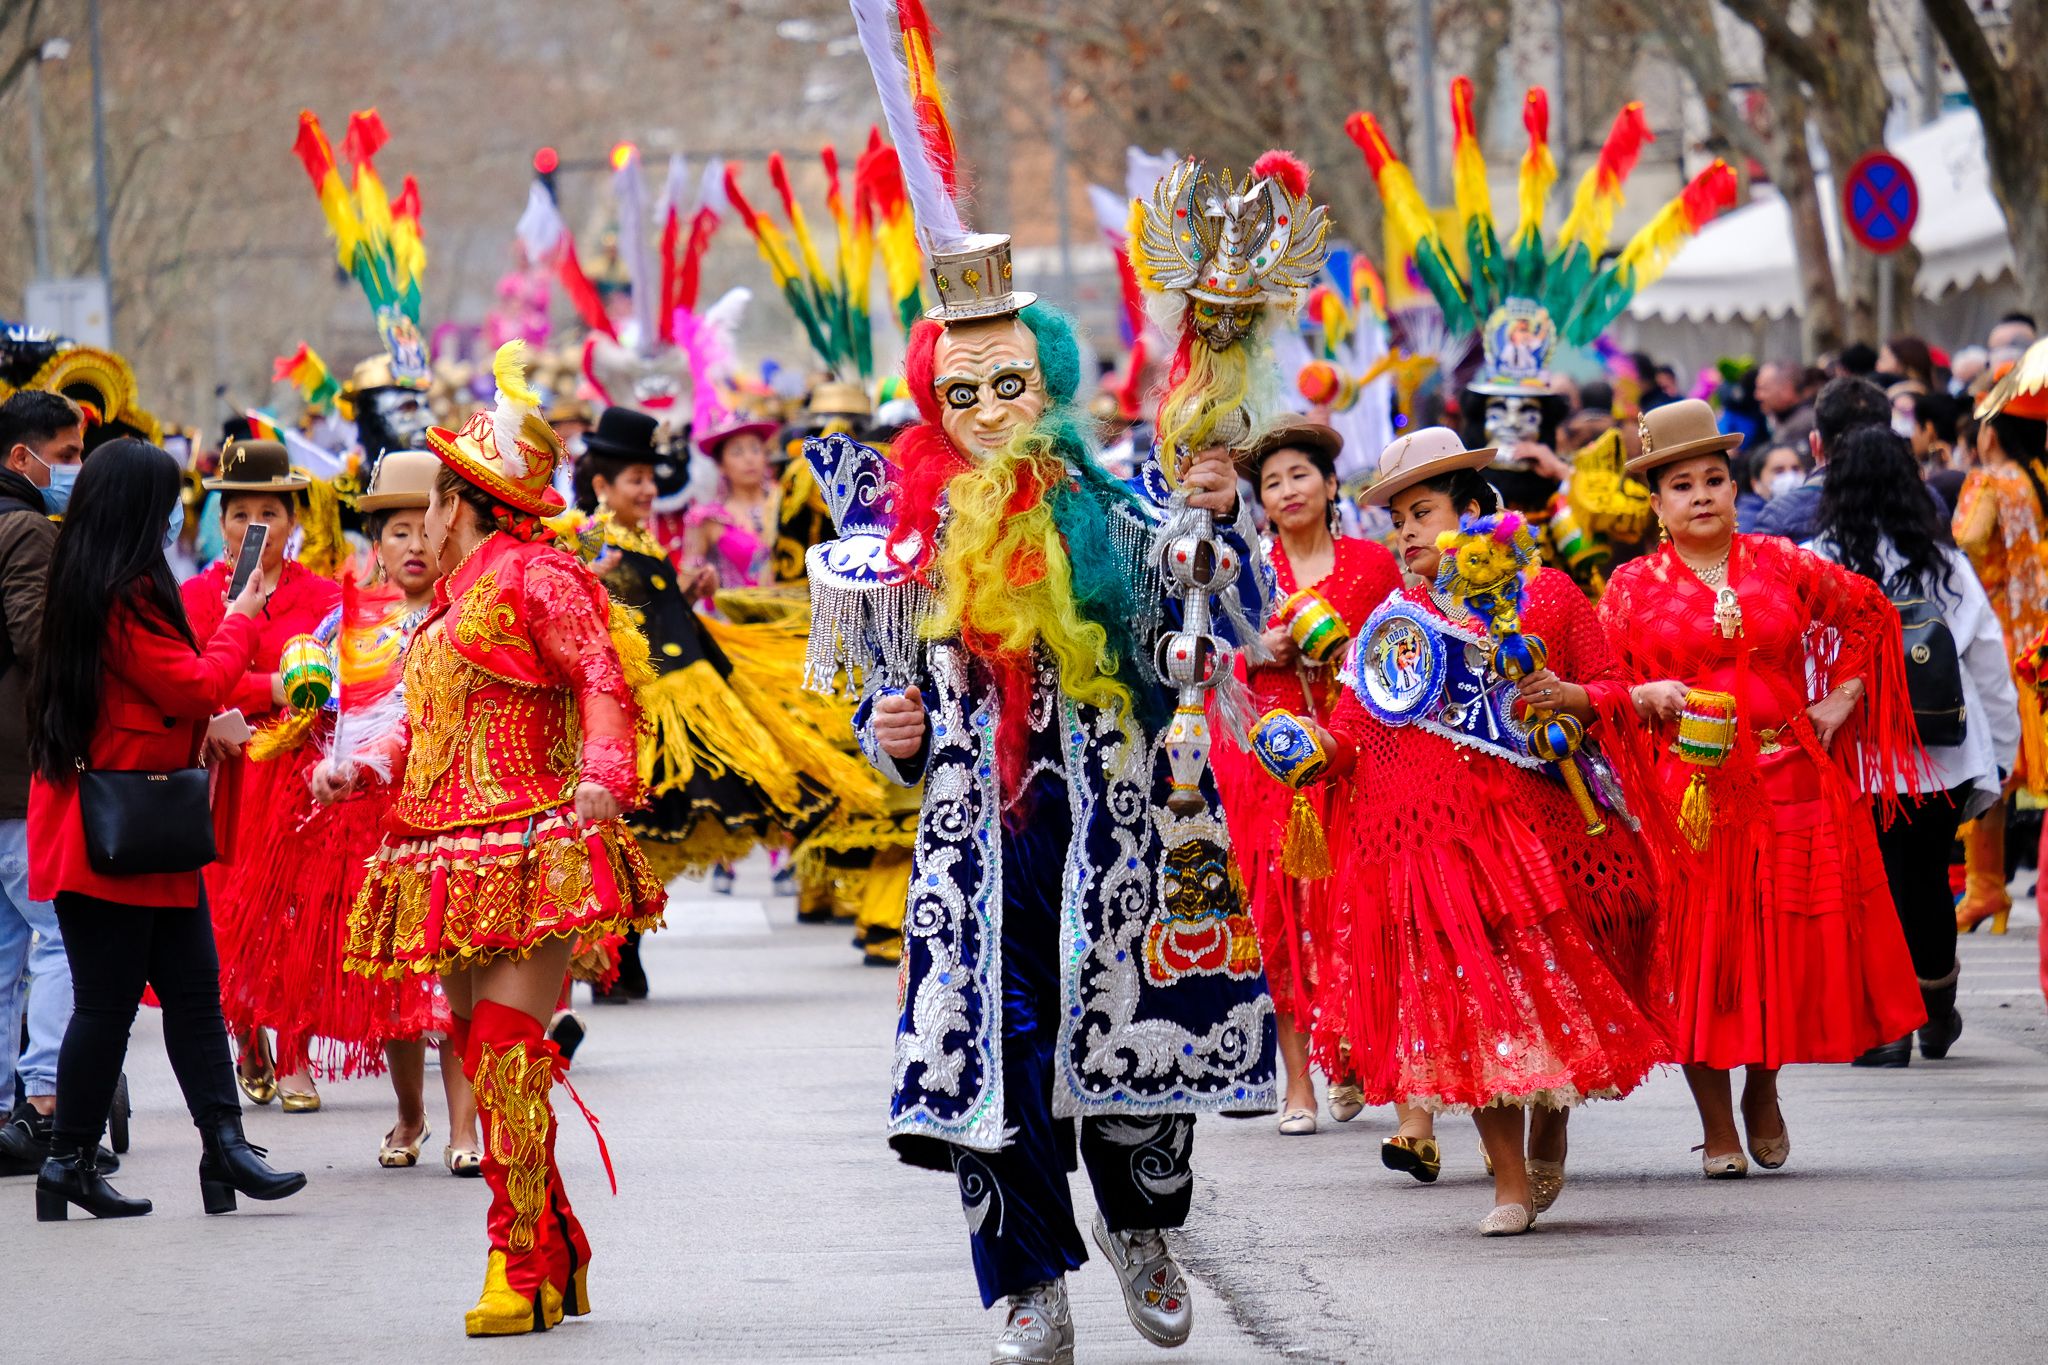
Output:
[0, 818, 71, 1101]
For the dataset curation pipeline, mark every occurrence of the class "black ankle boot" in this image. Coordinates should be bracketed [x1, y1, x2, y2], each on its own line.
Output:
[196, 1111, 307, 1214]
[1918, 961, 1963, 1060]
[1851, 1036, 1913, 1068]
[0, 1103, 120, 1176]
[36, 1140, 151, 1220]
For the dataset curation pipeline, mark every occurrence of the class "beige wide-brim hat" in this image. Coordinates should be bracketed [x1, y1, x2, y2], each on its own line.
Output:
[1625, 397, 1741, 475]
[355, 449, 440, 511]
[1362, 426, 1496, 505]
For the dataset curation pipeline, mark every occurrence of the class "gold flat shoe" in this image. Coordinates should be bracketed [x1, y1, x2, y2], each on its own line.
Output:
[1747, 1106, 1791, 1170]
[378, 1124, 429, 1168]
[237, 1069, 278, 1106]
[1327, 1084, 1366, 1123]
[444, 1144, 484, 1178]
[1381, 1134, 1442, 1184]
[1479, 1202, 1533, 1237]
[279, 1088, 322, 1114]
[1527, 1158, 1565, 1214]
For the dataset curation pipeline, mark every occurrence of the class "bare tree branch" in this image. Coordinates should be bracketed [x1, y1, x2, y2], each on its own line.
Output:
[1719, 0, 1831, 92]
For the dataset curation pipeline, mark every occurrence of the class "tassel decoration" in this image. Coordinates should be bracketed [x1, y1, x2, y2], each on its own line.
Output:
[1678, 771, 1713, 851]
[1281, 789, 1333, 880]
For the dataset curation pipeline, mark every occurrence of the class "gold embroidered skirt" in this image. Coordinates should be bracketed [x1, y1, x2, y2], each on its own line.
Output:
[344, 808, 667, 978]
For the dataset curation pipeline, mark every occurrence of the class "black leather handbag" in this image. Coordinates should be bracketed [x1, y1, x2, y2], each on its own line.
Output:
[75, 763, 218, 877]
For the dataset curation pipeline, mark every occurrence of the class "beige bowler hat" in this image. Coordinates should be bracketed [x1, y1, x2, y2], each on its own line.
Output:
[1625, 398, 1741, 475]
[354, 449, 440, 511]
[1363, 426, 1497, 505]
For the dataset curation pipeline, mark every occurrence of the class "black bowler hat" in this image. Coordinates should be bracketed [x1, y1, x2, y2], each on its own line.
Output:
[581, 406, 661, 466]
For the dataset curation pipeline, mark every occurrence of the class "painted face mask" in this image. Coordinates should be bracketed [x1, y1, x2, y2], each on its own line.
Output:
[932, 317, 1048, 461]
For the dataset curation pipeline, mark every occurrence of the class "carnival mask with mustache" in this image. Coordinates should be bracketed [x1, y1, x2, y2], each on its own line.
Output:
[933, 317, 1048, 461]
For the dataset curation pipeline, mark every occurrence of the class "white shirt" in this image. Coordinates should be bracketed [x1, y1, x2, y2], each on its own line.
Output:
[1805, 537, 2021, 813]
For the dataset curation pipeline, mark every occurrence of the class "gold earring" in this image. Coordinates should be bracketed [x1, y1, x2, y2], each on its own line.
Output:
[1658, 520, 1670, 544]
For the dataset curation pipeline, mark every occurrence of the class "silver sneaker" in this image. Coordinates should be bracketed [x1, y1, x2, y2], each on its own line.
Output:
[990, 1279, 1074, 1365]
[1091, 1213, 1192, 1348]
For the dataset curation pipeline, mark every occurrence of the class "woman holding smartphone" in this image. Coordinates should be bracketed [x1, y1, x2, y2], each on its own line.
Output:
[179, 438, 340, 1110]
[25, 438, 307, 1220]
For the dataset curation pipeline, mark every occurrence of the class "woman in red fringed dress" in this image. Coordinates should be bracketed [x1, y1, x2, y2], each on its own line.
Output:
[1212, 421, 1397, 1135]
[1263, 429, 1669, 1237]
[214, 453, 478, 1172]
[1599, 400, 1924, 1178]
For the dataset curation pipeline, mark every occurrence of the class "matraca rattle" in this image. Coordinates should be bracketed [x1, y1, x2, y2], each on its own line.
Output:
[1436, 510, 1608, 835]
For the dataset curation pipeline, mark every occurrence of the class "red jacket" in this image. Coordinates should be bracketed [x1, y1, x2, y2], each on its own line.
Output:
[180, 558, 341, 721]
[28, 595, 260, 907]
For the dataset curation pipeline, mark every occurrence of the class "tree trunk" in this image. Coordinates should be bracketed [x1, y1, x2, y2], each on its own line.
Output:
[1763, 56, 1846, 355]
[1637, 0, 1844, 354]
[1925, 0, 2048, 325]
[1725, 0, 1919, 343]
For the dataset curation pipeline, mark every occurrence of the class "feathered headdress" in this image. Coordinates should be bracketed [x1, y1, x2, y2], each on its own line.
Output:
[1347, 83, 1737, 392]
[293, 109, 429, 386]
[425, 340, 566, 518]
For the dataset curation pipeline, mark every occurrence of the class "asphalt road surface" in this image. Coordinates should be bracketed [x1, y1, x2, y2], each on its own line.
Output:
[12, 860, 2046, 1363]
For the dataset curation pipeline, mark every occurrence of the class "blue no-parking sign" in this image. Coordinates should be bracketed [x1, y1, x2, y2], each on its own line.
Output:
[1843, 151, 1918, 255]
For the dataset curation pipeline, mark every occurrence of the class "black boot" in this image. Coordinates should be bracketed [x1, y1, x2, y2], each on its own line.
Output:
[0, 1101, 119, 1176]
[1918, 961, 1964, 1060]
[1851, 1036, 1913, 1068]
[614, 930, 649, 999]
[196, 1111, 306, 1214]
[36, 1140, 150, 1220]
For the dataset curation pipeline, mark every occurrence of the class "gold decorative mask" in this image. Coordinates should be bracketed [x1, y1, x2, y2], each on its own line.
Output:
[932, 317, 1047, 460]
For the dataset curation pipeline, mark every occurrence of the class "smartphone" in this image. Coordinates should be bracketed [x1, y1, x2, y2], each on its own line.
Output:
[229, 523, 268, 599]
[206, 709, 251, 745]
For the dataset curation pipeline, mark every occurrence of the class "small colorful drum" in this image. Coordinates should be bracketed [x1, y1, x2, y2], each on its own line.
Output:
[1675, 688, 1739, 767]
[1278, 588, 1351, 665]
[278, 634, 335, 712]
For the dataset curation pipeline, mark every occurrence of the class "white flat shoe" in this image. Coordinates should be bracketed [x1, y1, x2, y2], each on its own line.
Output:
[1327, 1084, 1365, 1123]
[1479, 1202, 1533, 1236]
[1697, 1145, 1749, 1179]
[1277, 1107, 1317, 1136]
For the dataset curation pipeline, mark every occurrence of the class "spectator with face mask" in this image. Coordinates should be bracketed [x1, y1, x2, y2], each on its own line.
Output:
[0, 391, 85, 1173]
[1736, 443, 1810, 534]
[1988, 313, 2037, 365]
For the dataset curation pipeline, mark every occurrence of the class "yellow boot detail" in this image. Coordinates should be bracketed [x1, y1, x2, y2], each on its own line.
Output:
[464, 1250, 564, 1337]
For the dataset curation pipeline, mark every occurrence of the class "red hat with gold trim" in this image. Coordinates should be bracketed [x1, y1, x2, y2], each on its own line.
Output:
[424, 340, 566, 516]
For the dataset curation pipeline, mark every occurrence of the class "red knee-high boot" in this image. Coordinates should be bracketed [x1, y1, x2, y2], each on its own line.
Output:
[463, 1000, 564, 1337]
[542, 1076, 594, 1317]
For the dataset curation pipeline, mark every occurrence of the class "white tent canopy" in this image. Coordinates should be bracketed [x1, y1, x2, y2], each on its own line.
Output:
[1628, 109, 2011, 325]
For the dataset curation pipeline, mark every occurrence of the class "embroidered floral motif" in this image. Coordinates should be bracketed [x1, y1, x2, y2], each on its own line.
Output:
[456, 568, 531, 655]
[472, 1039, 554, 1252]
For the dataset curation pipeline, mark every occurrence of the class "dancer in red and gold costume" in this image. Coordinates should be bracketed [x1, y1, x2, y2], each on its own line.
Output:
[1599, 399, 1923, 1178]
[180, 439, 342, 1109]
[1214, 419, 1397, 1136]
[342, 342, 665, 1336]
[1253, 427, 1669, 1236]
[215, 452, 480, 1172]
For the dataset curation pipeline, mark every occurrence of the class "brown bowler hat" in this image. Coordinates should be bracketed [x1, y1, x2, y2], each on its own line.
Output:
[1625, 398, 1741, 475]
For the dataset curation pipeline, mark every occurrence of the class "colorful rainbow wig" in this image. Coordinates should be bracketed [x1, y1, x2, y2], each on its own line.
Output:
[887, 303, 1159, 801]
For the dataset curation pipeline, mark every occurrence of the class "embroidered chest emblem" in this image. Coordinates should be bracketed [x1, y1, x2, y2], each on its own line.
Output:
[455, 569, 531, 655]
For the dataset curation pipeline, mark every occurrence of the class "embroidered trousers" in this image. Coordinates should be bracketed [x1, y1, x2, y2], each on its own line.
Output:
[950, 775, 1195, 1307]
